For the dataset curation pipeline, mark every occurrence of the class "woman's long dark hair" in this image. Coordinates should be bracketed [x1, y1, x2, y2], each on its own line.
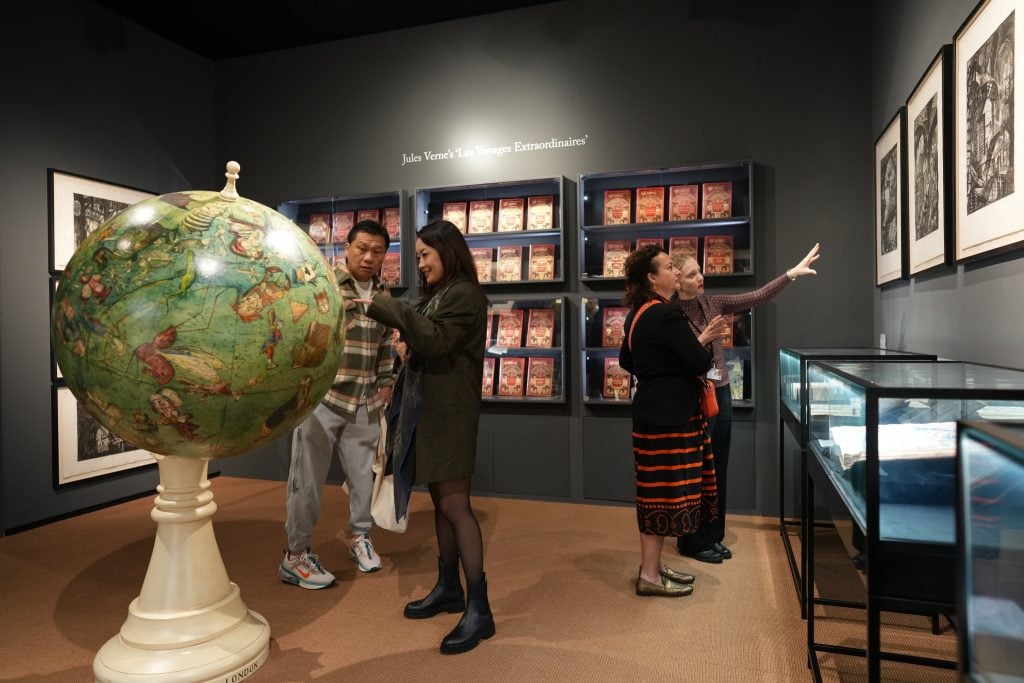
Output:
[416, 219, 481, 304]
[623, 244, 666, 309]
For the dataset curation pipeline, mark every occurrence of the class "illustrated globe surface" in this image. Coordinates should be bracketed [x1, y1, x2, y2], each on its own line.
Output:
[51, 188, 344, 459]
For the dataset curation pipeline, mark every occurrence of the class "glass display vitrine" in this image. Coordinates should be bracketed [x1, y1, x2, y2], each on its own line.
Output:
[578, 160, 753, 283]
[484, 297, 565, 404]
[414, 177, 566, 286]
[805, 361, 1024, 683]
[776, 347, 936, 617]
[956, 421, 1024, 683]
[278, 190, 405, 288]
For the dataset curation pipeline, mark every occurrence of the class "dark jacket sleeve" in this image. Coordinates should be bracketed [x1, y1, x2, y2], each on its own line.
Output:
[660, 309, 713, 375]
[367, 281, 484, 359]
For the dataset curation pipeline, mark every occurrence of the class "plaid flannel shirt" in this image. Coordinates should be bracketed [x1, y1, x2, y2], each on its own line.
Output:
[320, 264, 395, 418]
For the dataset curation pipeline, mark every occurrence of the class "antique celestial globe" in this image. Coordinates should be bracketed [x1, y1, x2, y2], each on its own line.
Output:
[51, 162, 343, 459]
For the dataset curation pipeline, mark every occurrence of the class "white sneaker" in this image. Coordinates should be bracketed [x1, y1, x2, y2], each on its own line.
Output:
[279, 548, 336, 589]
[349, 535, 382, 573]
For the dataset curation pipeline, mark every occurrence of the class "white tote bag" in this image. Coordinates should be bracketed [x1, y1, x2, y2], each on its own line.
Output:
[370, 414, 407, 533]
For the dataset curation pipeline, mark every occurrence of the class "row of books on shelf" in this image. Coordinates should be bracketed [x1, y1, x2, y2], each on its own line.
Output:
[483, 357, 556, 398]
[487, 308, 556, 348]
[309, 208, 401, 244]
[443, 196, 554, 234]
[597, 235, 735, 277]
[600, 181, 733, 225]
[591, 307, 746, 348]
[473, 245, 556, 282]
[594, 358, 745, 402]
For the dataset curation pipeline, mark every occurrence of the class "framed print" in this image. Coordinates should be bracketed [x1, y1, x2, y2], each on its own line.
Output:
[48, 169, 154, 273]
[875, 109, 908, 285]
[954, 0, 1024, 261]
[906, 45, 955, 275]
[50, 276, 63, 381]
[54, 386, 154, 486]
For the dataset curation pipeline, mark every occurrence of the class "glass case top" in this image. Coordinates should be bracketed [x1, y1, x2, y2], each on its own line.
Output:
[821, 361, 1024, 392]
[783, 347, 922, 358]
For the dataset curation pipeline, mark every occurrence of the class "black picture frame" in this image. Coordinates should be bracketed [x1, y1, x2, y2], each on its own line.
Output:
[875, 108, 908, 286]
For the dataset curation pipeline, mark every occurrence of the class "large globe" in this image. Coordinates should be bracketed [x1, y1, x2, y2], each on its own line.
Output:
[51, 164, 343, 459]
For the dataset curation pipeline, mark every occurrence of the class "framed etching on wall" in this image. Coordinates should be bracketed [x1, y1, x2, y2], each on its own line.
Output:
[48, 169, 154, 273]
[54, 386, 154, 486]
[906, 45, 954, 275]
[875, 109, 907, 285]
[954, 0, 1023, 261]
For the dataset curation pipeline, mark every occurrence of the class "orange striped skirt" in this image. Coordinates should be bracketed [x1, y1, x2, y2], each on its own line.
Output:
[633, 415, 718, 537]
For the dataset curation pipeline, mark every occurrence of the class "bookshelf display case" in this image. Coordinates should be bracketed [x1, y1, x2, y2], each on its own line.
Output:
[277, 190, 405, 288]
[956, 421, 1024, 682]
[414, 178, 565, 287]
[578, 160, 753, 283]
[804, 360, 1024, 682]
[484, 297, 565, 404]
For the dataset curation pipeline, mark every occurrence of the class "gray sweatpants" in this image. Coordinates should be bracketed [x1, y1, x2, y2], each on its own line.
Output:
[285, 402, 379, 551]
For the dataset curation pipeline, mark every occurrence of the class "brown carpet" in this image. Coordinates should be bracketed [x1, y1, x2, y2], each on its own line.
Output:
[0, 477, 955, 682]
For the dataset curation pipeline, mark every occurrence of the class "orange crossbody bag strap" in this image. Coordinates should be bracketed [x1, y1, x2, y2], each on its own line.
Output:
[627, 299, 661, 351]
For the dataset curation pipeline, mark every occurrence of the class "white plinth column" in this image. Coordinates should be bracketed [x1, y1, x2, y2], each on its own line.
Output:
[94, 455, 270, 683]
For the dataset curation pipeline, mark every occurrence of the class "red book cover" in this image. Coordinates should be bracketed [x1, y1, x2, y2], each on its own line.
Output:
[309, 213, 330, 244]
[603, 189, 631, 225]
[484, 313, 493, 348]
[602, 357, 631, 400]
[526, 195, 554, 231]
[482, 357, 495, 397]
[442, 202, 468, 233]
[720, 313, 734, 348]
[497, 357, 526, 397]
[635, 237, 663, 250]
[703, 235, 734, 274]
[380, 252, 401, 286]
[601, 307, 629, 348]
[668, 236, 699, 264]
[470, 247, 493, 283]
[701, 181, 733, 218]
[497, 245, 522, 282]
[668, 185, 699, 221]
[331, 211, 354, 243]
[495, 309, 524, 347]
[528, 243, 556, 281]
[498, 197, 525, 232]
[381, 207, 400, 240]
[468, 200, 494, 234]
[602, 240, 631, 277]
[526, 357, 555, 398]
[357, 208, 380, 224]
[635, 186, 665, 223]
[525, 308, 555, 348]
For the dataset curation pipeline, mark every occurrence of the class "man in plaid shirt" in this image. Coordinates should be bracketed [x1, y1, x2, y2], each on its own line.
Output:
[279, 219, 395, 589]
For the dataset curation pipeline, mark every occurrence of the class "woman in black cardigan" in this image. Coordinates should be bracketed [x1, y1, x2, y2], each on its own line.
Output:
[618, 245, 730, 597]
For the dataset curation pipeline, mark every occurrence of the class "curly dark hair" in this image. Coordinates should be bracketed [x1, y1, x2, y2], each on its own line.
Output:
[415, 219, 482, 303]
[623, 244, 667, 308]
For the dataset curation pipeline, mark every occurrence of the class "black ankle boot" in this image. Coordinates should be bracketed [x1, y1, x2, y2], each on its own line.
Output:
[440, 574, 496, 654]
[404, 557, 465, 619]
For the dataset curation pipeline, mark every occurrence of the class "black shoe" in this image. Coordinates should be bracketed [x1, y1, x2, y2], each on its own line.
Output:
[440, 574, 496, 654]
[677, 547, 723, 564]
[404, 557, 465, 619]
[712, 542, 732, 559]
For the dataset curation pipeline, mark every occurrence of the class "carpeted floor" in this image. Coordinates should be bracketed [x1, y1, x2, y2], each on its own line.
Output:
[0, 477, 956, 681]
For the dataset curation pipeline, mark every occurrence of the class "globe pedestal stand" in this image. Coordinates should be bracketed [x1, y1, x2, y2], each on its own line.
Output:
[94, 455, 270, 682]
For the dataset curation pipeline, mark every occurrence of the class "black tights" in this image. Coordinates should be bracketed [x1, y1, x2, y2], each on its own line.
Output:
[429, 477, 484, 584]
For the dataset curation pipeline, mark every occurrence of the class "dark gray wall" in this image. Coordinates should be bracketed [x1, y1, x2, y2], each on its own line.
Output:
[214, 0, 875, 516]
[871, 0, 1024, 364]
[0, 1, 218, 533]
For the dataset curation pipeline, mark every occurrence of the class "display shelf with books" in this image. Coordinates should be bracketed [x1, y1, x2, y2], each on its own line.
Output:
[278, 190, 406, 289]
[414, 177, 566, 286]
[580, 297, 752, 407]
[578, 161, 753, 283]
[484, 297, 565, 403]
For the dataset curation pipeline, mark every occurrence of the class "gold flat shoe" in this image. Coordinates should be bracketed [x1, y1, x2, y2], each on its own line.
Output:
[659, 566, 695, 584]
[635, 576, 693, 597]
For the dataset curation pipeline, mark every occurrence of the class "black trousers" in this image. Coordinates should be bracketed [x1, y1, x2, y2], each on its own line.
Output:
[678, 383, 732, 552]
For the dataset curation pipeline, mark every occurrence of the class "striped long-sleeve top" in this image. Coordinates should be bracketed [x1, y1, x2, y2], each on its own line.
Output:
[677, 273, 792, 388]
[320, 265, 395, 418]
